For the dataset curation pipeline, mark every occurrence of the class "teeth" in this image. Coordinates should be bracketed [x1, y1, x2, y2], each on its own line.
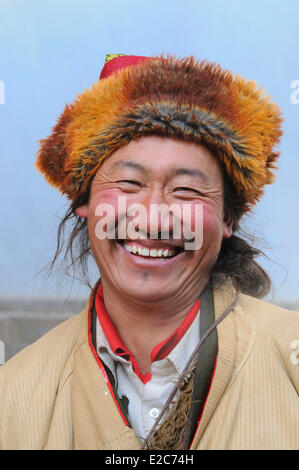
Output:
[124, 243, 175, 258]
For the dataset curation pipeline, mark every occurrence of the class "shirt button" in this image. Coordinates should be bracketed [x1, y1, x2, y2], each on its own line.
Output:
[149, 408, 160, 419]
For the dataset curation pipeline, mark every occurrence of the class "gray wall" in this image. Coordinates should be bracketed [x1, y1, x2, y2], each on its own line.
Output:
[0, 297, 86, 363]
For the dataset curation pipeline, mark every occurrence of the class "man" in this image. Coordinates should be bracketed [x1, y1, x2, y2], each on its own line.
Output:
[0, 54, 298, 450]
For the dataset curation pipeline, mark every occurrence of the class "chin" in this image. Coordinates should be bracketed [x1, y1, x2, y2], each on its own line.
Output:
[119, 276, 176, 303]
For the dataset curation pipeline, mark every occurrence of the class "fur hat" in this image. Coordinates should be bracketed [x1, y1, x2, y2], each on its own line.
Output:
[35, 53, 283, 213]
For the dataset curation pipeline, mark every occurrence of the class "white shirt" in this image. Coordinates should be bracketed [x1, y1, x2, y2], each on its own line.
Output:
[96, 311, 200, 442]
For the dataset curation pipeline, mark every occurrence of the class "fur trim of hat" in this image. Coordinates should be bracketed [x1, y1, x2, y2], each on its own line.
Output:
[35, 54, 283, 213]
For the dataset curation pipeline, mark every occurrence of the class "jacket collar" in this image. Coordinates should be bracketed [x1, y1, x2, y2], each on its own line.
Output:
[190, 278, 254, 449]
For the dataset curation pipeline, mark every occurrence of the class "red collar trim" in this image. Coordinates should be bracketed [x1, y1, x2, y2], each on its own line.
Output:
[87, 281, 129, 427]
[94, 281, 200, 385]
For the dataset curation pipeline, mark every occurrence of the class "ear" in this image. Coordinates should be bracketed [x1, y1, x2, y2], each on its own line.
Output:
[75, 204, 89, 218]
[223, 212, 233, 239]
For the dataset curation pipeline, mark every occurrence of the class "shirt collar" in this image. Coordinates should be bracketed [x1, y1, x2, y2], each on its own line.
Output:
[94, 280, 200, 384]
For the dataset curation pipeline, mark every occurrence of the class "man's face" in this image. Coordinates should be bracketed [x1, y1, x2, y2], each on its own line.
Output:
[78, 136, 232, 302]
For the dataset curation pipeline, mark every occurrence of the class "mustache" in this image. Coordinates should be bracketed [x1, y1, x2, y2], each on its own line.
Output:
[106, 213, 196, 246]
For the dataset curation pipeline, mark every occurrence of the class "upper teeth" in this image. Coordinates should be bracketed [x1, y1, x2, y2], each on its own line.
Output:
[124, 244, 175, 258]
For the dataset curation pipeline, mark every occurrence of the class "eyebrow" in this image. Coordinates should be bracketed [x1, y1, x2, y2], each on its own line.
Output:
[111, 160, 209, 183]
[169, 167, 209, 183]
[111, 160, 147, 174]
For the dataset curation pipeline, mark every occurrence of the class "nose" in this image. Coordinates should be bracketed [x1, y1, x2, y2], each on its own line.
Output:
[129, 186, 176, 239]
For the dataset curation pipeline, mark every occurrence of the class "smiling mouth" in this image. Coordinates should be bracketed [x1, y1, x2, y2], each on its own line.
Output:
[116, 240, 184, 259]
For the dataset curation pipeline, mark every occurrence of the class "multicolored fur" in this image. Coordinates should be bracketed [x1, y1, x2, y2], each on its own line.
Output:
[35, 54, 283, 213]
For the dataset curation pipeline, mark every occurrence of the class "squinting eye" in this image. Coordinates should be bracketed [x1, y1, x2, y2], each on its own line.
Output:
[174, 187, 200, 194]
[117, 180, 141, 186]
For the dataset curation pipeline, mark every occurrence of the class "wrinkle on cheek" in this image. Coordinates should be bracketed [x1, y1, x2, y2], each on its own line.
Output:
[92, 188, 123, 206]
[90, 168, 119, 193]
[91, 182, 119, 197]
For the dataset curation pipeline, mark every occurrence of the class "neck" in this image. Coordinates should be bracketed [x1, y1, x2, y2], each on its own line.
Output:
[99, 274, 210, 374]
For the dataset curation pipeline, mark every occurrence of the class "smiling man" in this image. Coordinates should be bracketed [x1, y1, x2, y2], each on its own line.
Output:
[78, 136, 232, 385]
[0, 54, 298, 450]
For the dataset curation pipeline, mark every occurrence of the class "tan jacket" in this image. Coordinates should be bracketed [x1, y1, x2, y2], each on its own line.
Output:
[0, 280, 298, 450]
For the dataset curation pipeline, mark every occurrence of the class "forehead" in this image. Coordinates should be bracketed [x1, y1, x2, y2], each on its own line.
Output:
[98, 135, 223, 182]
